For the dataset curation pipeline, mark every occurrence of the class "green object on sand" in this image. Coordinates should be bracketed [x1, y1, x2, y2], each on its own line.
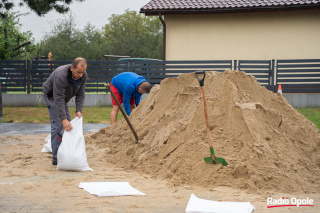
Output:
[204, 147, 228, 166]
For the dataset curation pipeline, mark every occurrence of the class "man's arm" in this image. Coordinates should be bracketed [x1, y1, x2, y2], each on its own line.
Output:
[122, 83, 136, 115]
[135, 95, 142, 107]
[123, 92, 132, 115]
[53, 75, 72, 131]
[75, 73, 87, 115]
[53, 76, 68, 121]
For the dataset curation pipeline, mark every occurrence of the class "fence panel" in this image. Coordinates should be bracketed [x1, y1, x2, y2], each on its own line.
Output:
[31, 60, 71, 92]
[85, 60, 121, 93]
[0, 60, 27, 92]
[31, 60, 123, 93]
[276, 59, 320, 93]
[133, 60, 233, 85]
[2, 59, 320, 94]
[238, 60, 272, 90]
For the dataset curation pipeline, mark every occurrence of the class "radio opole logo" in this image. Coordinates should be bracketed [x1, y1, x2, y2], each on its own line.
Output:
[267, 197, 314, 208]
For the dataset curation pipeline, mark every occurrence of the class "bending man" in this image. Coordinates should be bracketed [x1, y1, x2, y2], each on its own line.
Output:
[42, 57, 87, 165]
[110, 72, 151, 125]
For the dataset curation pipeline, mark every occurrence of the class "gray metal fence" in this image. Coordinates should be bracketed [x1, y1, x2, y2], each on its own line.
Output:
[1, 59, 320, 93]
[0, 60, 28, 93]
[276, 59, 320, 93]
[237, 60, 274, 90]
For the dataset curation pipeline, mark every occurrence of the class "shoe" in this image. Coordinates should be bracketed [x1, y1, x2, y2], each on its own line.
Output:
[52, 161, 57, 165]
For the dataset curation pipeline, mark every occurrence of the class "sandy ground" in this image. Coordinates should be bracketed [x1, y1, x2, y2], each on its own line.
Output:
[0, 133, 319, 213]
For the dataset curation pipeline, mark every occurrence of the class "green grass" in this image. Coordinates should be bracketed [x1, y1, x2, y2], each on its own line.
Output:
[2, 106, 123, 124]
[1, 107, 320, 130]
[296, 108, 320, 130]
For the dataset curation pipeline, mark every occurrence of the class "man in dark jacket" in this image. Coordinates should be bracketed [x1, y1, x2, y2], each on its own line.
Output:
[42, 57, 87, 165]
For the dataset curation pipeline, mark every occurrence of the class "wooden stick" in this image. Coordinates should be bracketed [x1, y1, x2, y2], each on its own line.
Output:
[104, 84, 139, 143]
[199, 86, 215, 162]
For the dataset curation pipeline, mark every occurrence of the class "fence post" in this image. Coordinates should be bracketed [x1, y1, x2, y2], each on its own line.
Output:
[27, 60, 31, 94]
[234, 60, 237, 70]
[271, 59, 275, 92]
[129, 60, 134, 73]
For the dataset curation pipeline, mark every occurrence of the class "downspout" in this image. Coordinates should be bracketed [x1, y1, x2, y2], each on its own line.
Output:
[158, 13, 166, 60]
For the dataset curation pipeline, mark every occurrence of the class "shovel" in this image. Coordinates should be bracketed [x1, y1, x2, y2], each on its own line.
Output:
[195, 71, 228, 166]
[104, 84, 139, 143]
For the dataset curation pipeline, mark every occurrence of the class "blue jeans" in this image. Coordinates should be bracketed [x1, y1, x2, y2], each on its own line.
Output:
[43, 95, 71, 163]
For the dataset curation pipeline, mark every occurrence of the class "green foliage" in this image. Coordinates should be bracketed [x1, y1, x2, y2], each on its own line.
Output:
[0, 0, 85, 18]
[0, 11, 35, 60]
[29, 13, 107, 60]
[30, 10, 163, 60]
[103, 10, 163, 59]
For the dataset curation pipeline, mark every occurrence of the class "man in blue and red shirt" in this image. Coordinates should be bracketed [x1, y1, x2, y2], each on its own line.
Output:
[110, 72, 151, 125]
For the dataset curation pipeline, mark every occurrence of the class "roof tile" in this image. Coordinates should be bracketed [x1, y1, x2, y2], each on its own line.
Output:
[141, 0, 320, 13]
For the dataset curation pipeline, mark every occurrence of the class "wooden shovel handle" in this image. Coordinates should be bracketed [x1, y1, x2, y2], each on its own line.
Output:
[200, 86, 213, 148]
[196, 72, 216, 162]
[104, 84, 139, 143]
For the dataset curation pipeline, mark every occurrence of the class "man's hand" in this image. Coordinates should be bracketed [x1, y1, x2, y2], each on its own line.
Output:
[62, 119, 72, 132]
[76, 111, 82, 118]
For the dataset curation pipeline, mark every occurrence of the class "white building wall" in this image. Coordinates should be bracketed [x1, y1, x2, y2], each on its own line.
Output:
[165, 9, 320, 60]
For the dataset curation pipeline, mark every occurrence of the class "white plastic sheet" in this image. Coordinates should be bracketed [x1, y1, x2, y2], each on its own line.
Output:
[185, 193, 255, 213]
[79, 182, 146, 197]
[57, 117, 93, 171]
[41, 133, 52, 152]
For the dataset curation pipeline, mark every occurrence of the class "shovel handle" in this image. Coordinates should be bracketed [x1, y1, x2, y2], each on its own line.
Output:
[195, 72, 214, 149]
[104, 84, 139, 143]
[195, 71, 205, 87]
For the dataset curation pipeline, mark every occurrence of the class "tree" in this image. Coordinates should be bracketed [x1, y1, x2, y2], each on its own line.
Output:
[0, 0, 85, 18]
[0, 11, 34, 59]
[31, 10, 163, 60]
[31, 13, 107, 60]
[103, 10, 163, 59]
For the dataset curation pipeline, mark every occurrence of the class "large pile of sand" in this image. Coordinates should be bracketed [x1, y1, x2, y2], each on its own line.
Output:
[87, 70, 320, 194]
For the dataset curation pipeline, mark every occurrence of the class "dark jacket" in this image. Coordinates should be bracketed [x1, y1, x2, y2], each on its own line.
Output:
[42, 64, 87, 120]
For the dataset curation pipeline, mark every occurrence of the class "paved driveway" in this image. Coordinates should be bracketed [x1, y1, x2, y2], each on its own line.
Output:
[0, 123, 109, 136]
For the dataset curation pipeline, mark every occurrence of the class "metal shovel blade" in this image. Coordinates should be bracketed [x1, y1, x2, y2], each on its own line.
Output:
[204, 147, 228, 166]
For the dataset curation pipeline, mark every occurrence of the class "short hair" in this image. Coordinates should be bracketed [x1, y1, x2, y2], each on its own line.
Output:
[140, 82, 151, 93]
[72, 57, 87, 68]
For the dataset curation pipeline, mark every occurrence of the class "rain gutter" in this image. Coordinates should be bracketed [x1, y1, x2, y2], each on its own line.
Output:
[158, 12, 166, 61]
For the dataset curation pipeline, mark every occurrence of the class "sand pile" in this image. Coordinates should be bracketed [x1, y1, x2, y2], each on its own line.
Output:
[87, 70, 320, 194]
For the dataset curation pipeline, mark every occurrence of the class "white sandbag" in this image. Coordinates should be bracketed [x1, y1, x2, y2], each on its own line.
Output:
[41, 133, 52, 152]
[185, 193, 255, 213]
[57, 117, 93, 171]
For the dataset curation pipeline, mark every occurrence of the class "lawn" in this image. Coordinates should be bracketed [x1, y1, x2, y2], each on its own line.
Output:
[1, 106, 123, 124]
[296, 107, 320, 130]
[1, 107, 320, 130]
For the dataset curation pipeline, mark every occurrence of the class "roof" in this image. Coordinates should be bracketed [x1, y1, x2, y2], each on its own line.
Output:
[140, 0, 320, 15]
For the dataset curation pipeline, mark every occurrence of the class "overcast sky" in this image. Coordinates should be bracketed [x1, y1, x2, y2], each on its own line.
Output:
[12, 0, 151, 42]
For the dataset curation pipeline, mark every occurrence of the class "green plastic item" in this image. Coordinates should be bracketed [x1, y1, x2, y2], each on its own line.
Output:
[204, 147, 228, 166]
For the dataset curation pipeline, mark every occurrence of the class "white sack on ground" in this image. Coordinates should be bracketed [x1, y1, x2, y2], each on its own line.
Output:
[79, 182, 146, 197]
[185, 193, 255, 213]
[57, 117, 93, 171]
[41, 133, 52, 152]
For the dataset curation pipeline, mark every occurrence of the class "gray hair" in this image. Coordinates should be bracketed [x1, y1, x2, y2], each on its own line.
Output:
[72, 57, 87, 68]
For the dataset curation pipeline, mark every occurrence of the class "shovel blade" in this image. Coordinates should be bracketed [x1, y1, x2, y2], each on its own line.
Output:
[204, 147, 228, 166]
[204, 156, 228, 166]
